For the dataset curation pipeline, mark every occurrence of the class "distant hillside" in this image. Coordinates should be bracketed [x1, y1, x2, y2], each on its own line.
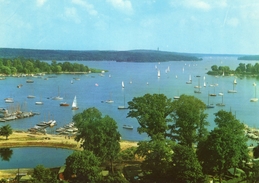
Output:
[0, 48, 202, 62]
[238, 55, 259, 60]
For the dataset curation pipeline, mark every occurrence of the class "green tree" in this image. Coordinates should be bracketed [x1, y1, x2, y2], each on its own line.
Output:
[236, 63, 246, 72]
[211, 65, 218, 71]
[100, 172, 129, 183]
[253, 144, 259, 158]
[74, 107, 121, 172]
[118, 147, 137, 161]
[170, 144, 205, 183]
[0, 66, 11, 75]
[169, 94, 208, 147]
[136, 139, 174, 182]
[0, 124, 13, 140]
[127, 93, 174, 140]
[246, 63, 253, 73]
[64, 150, 101, 183]
[33, 164, 58, 183]
[197, 110, 248, 182]
[24, 60, 34, 74]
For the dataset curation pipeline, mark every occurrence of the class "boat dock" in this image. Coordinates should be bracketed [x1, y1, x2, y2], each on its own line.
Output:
[0, 109, 35, 122]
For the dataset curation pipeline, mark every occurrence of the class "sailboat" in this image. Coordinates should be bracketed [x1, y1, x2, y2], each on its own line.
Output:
[118, 94, 128, 109]
[27, 86, 35, 98]
[173, 90, 180, 99]
[71, 96, 79, 110]
[186, 75, 192, 84]
[228, 80, 237, 93]
[216, 93, 225, 106]
[194, 76, 201, 93]
[52, 86, 63, 100]
[209, 86, 217, 96]
[122, 81, 125, 88]
[105, 93, 114, 103]
[250, 83, 258, 102]
[35, 95, 43, 105]
[158, 70, 160, 78]
[234, 78, 237, 84]
[206, 92, 215, 108]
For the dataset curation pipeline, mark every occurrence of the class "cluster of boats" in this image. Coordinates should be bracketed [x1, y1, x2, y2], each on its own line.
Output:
[0, 107, 35, 122]
[245, 125, 259, 141]
[55, 122, 78, 135]
[28, 120, 56, 133]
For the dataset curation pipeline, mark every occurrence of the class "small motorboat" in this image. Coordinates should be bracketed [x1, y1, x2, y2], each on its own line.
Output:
[123, 125, 133, 129]
[60, 102, 69, 106]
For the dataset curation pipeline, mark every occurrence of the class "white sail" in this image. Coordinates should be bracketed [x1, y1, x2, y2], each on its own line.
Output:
[251, 83, 258, 102]
[158, 70, 160, 77]
[122, 81, 124, 88]
[72, 96, 79, 110]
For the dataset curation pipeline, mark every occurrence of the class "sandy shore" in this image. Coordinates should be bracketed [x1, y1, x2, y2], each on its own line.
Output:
[0, 130, 138, 179]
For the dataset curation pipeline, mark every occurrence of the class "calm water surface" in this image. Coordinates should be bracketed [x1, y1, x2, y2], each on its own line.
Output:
[1, 56, 259, 168]
[0, 147, 73, 169]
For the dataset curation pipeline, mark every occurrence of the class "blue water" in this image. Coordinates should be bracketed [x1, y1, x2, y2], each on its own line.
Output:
[0, 147, 73, 169]
[1, 56, 259, 141]
[1, 56, 259, 169]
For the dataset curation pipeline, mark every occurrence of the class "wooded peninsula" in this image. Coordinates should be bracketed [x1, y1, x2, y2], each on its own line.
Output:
[0, 48, 202, 62]
[207, 63, 259, 76]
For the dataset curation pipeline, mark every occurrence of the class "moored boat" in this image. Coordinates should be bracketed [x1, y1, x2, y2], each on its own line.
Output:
[71, 96, 79, 110]
[4, 98, 14, 103]
[27, 95, 35, 98]
[17, 84, 23, 88]
[123, 124, 133, 129]
[35, 101, 43, 105]
[60, 102, 69, 106]
[26, 80, 34, 83]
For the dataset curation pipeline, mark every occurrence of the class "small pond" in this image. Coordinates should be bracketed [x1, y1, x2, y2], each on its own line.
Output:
[0, 147, 74, 169]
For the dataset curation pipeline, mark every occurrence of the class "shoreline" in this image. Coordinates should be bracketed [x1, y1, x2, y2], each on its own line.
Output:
[0, 130, 138, 179]
[0, 130, 138, 151]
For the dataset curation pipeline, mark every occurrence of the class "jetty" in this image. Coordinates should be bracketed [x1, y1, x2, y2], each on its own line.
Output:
[0, 108, 35, 122]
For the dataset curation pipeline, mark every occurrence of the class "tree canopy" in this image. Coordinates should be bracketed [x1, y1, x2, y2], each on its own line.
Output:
[73, 107, 121, 172]
[127, 93, 174, 140]
[170, 144, 205, 183]
[0, 57, 97, 75]
[0, 124, 13, 140]
[207, 62, 259, 76]
[64, 150, 102, 183]
[32, 164, 58, 183]
[197, 110, 249, 182]
[169, 94, 208, 147]
[136, 139, 175, 182]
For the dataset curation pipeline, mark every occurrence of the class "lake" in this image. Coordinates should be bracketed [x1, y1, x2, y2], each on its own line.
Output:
[1, 56, 259, 168]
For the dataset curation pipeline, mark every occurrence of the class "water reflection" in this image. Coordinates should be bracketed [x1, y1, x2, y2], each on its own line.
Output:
[0, 148, 13, 161]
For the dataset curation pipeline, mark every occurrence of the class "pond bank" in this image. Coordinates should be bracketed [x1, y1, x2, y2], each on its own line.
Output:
[0, 131, 138, 151]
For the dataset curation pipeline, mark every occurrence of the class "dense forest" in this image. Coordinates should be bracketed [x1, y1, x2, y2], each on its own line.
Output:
[0, 57, 104, 75]
[0, 48, 202, 62]
[238, 55, 259, 60]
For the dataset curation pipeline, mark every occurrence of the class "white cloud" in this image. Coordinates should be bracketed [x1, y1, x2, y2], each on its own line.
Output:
[65, 7, 81, 24]
[226, 17, 239, 27]
[184, 0, 211, 11]
[106, 0, 133, 14]
[172, 0, 228, 11]
[37, 0, 47, 7]
[72, 0, 98, 16]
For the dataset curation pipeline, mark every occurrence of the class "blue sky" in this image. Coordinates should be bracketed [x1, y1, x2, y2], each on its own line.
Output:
[0, 0, 259, 54]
